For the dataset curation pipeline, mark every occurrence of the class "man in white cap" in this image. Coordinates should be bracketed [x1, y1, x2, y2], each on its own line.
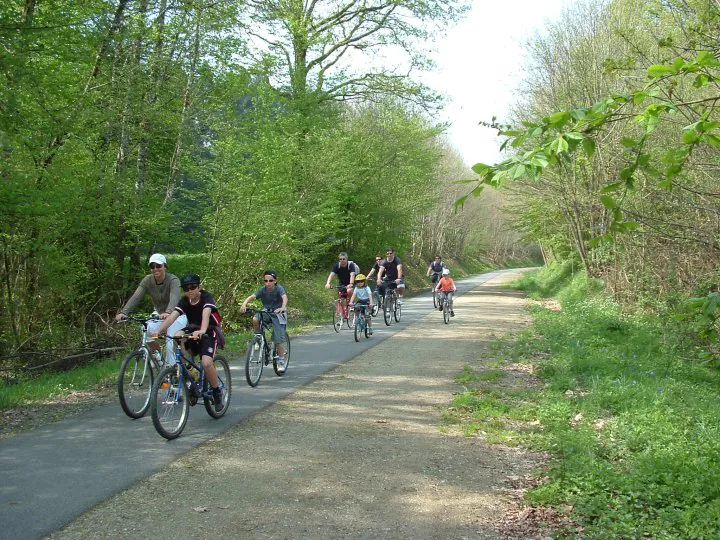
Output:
[115, 253, 187, 363]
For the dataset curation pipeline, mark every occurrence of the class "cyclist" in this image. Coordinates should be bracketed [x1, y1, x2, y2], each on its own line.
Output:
[376, 247, 405, 305]
[153, 273, 224, 411]
[435, 268, 456, 317]
[426, 255, 446, 289]
[324, 252, 359, 320]
[240, 269, 289, 372]
[365, 255, 384, 281]
[114, 253, 187, 364]
[348, 274, 374, 336]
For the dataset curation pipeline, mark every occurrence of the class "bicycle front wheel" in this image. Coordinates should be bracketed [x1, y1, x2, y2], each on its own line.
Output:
[372, 291, 380, 316]
[432, 289, 438, 309]
[443, 301, 451, 324]
[383, 294, 392, 326]
[118, 348, 154, 419]
[204, 355, 231, 418]
[151, 367, 189, 440]
[245, 336, 265, 387]
[333, 301, 343, 332]
[394, 298, 402, 322]
[353, 314, 361, 342]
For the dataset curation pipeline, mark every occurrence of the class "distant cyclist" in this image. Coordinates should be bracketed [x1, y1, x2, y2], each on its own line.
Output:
[114, 253, 187, 364]
[377, 247, 405, 305]
[365, 255, 384, 281]
[348, 274, 374, 336]
[426, 255, 446, 288]
[435, 268, 456, 317]
[240, 270, 289, 372]
[325, 252, 360, 319]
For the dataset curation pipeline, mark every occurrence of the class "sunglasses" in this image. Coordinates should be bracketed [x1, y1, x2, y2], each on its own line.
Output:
[182, 284, 199, 292]
[149, 263, 163, 269]
[263, 279, 276, 283]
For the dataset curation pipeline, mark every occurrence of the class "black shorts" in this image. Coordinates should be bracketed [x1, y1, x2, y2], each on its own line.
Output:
[183, 330, 218, 359]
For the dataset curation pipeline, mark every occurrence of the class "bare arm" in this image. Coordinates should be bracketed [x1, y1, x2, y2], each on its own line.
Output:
[240, 294, 257, 312]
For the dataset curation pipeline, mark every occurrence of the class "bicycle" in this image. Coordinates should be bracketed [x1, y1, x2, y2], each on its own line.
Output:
[349, 303, 372, 342]
[244, 307, 292, 387]
[332, 285, 353, 332]
[440, 291, 452, 324]
[381, 280, 402, 326]
[371, 287, 382, 317]
[116, 314, 165, 419]
[149, 333, 231, 440]
[430, 272, 442, 308]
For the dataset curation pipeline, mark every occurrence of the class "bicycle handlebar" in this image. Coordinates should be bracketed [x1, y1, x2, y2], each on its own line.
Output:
[116, 314, 161, 325]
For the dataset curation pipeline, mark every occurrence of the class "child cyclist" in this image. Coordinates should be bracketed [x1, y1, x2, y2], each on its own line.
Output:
[239, 270, 289, 372]
[153, 273, 225, 411]
[435, 268, 456, 317]
[348, 273, 374, 335]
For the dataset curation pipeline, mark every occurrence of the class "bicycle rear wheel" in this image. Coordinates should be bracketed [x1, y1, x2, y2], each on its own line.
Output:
[118, 348, 154, 419]
[204, 355, 231, 418]
[273, 333, 291, 376]
[245, 335, 265, 387]
[151, 367, 189, 440]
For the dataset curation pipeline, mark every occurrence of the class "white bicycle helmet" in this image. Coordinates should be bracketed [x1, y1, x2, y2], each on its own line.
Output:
[442, 268, 450, 276]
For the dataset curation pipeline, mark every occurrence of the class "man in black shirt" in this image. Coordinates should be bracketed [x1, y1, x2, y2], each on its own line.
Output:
[377, 247, 405, 304]
[325, 252, 359, 321]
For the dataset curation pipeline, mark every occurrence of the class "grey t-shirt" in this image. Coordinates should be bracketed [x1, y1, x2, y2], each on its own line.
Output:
[254, 284, 287, 311]
[121, 273, 181, 315]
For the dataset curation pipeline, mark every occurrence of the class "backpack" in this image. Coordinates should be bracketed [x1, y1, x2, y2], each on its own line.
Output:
[349, 260, 361, 274]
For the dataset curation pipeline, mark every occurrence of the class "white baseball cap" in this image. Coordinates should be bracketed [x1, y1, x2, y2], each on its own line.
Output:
[148, 253, 167, 266]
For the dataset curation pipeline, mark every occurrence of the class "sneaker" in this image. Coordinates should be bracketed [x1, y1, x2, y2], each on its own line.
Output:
[368, 327, 374, 335]
[275, 356, 286, 373]
[438, 306, 443, 312]
[213, 388, 223, 412]
[397, 299, 403, 305]
[451, 310, 455, 317]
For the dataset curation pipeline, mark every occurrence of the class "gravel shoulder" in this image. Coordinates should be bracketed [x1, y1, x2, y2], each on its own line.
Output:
[48, 271, 550, 539]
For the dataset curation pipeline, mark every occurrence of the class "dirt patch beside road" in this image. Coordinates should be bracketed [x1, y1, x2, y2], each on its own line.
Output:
[49, 271, 551, 539]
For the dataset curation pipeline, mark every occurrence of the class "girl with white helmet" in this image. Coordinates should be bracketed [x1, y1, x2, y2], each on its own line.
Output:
[435, 268, 456, 317]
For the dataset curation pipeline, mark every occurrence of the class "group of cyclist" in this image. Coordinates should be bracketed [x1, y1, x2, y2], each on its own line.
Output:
[324, 248, 409, 334]
[115, 249, 455, 398]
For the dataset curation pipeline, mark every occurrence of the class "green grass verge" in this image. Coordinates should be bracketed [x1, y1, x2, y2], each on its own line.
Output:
[445, 264, 720, 538]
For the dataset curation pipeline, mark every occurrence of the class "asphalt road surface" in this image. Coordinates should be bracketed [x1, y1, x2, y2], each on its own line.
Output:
[0, 271, 509, 540]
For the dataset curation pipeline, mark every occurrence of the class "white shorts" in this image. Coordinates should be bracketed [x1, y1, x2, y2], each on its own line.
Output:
[147, 315, 188, 364]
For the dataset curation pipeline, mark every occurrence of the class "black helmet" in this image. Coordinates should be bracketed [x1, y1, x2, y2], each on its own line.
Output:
[180, 273, 201, 287]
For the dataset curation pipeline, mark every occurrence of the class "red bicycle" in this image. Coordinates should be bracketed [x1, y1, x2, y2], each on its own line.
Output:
[332, 285, 353, 332]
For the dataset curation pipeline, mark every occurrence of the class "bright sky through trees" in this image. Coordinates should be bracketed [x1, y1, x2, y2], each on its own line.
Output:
[424, 0, 569, 167]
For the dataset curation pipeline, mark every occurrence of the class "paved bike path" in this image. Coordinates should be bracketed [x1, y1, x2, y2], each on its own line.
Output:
[0, 271, 509, 540]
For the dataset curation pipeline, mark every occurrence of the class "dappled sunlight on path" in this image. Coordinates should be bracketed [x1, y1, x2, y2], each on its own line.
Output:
[50, 271, 545, 540]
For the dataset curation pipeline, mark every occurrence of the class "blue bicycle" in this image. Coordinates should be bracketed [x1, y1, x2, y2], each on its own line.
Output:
[150, 333, 231, 440]
[350, 303, 371, 342]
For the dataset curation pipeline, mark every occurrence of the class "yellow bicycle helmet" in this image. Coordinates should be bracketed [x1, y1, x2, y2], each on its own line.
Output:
[355, 273, 367, 281]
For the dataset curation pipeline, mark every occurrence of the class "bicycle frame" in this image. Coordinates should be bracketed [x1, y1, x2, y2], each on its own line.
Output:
[170, 338, 214, 405]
